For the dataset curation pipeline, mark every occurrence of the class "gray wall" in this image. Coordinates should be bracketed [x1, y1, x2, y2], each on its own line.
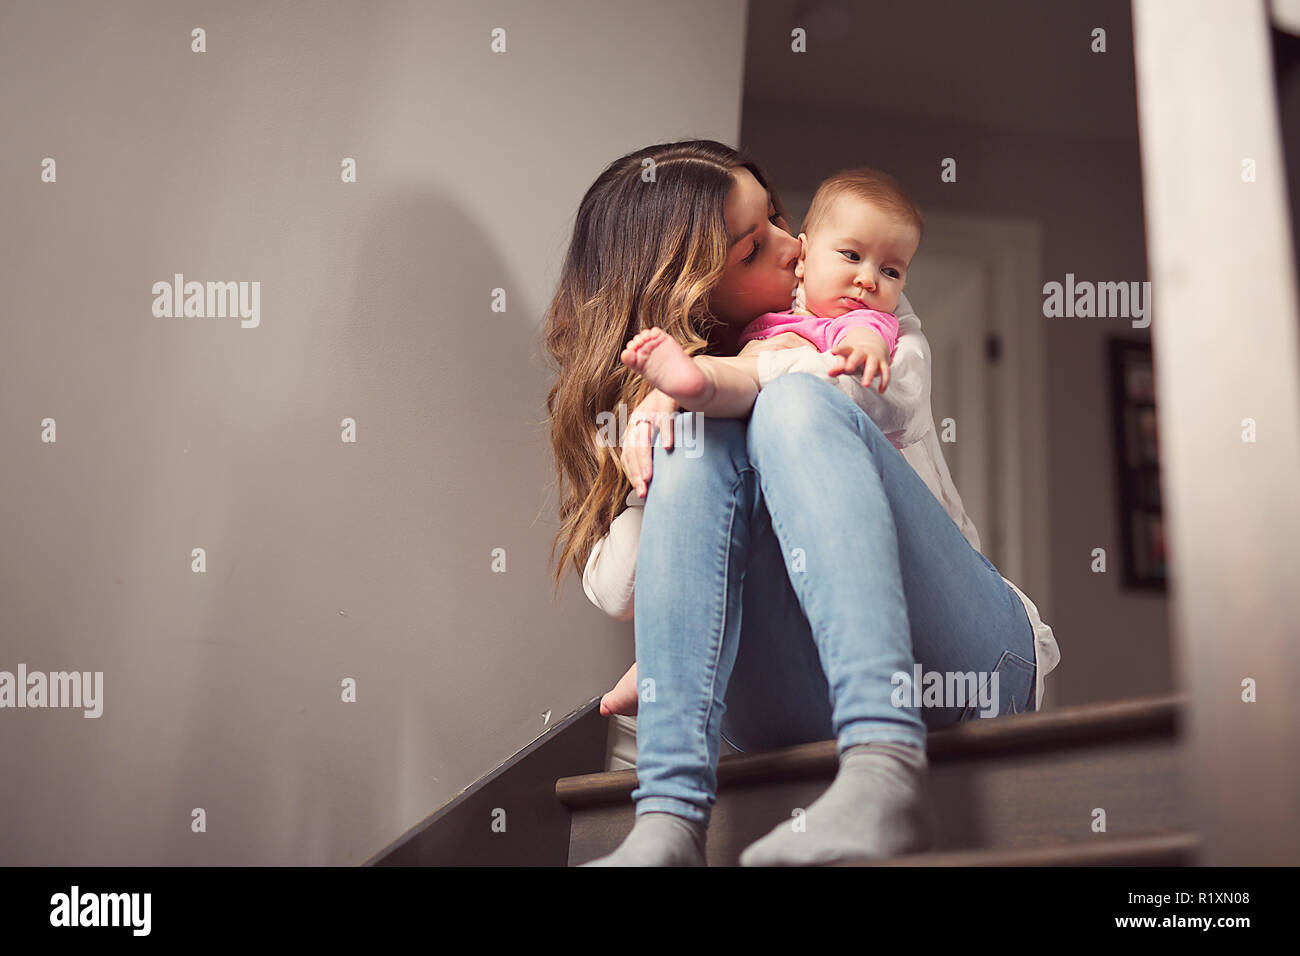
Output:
[739, 0, 1170, 709]
[0, 0, 746, 864]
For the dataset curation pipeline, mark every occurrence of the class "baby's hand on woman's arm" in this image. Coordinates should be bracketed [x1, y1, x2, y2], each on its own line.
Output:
[829, 327, 891, 392]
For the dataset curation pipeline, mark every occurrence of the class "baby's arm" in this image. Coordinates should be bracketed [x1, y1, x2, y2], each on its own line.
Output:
[826, 309, 901, 358]
[692, 353, 764, 416]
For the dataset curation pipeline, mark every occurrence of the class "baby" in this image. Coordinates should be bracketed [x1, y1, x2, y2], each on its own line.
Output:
[621, 167, 923, 418]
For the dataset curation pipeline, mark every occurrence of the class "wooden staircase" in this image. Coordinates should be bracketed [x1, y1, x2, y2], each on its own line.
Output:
[557, 693, 1198, 866]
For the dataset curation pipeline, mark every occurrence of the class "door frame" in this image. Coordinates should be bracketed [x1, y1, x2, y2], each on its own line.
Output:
[1132, 0, 1300, 864]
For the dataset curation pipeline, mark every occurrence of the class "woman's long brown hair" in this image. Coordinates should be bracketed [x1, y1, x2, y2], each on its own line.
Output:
[542, 139, 788, 597]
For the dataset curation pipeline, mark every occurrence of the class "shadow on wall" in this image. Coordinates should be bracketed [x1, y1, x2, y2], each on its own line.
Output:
[144, 190, 566, 864]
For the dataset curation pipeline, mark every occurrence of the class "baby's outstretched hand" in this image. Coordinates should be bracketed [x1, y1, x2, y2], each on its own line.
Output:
[828, 331, 891, 392]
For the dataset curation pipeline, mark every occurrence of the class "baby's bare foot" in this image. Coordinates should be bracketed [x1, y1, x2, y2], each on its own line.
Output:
[620, 328, 712, 405]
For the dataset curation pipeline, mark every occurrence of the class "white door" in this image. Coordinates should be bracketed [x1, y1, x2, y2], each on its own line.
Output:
[902, 252, 1000, 565]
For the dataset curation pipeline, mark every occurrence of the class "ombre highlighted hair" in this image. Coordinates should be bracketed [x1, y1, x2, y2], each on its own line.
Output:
[542, 139, 788, 595]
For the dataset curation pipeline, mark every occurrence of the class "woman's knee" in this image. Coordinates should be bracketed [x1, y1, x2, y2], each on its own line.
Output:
[751, 373, 829, 428]
[748, 373, 864, 453]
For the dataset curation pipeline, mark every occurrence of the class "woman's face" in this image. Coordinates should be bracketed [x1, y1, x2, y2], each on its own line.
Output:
[707, 167, 801, 327]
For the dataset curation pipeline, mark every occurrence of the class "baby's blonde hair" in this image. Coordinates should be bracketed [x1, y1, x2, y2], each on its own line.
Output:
[802, 166, 924, 241]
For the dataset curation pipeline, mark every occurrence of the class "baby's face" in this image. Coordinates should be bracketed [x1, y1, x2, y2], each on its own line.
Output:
[796, 197, 919, 317]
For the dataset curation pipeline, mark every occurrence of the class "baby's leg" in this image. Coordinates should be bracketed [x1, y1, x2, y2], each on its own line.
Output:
[621, 328, 761, 418]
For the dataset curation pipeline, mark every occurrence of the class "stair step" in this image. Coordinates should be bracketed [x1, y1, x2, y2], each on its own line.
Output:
[561, 693, 1189, 866]
[843, 831, 1200, 867]
[558, 693, 1183, 806]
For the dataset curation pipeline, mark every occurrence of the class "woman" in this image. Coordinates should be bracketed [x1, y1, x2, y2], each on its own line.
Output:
[543, 140, 1060, 866]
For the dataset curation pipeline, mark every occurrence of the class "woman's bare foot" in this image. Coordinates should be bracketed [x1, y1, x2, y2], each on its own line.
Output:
[600, 663, 639, 717]
[621, 328, 713, 406]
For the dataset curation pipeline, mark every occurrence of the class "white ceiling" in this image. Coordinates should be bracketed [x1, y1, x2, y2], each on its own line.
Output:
[743, 0, 1141, 143]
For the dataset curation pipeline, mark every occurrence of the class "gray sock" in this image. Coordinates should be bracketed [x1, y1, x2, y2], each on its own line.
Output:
[580, 811, 708, 867]
[739, 740, 933, 866]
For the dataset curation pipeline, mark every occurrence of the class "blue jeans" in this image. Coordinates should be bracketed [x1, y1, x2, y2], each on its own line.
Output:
[629, 372, 1037, 825]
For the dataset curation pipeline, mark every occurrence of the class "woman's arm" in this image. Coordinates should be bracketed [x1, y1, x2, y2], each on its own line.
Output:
[583, 386, 673, 619]
[581, 492, 643, 621]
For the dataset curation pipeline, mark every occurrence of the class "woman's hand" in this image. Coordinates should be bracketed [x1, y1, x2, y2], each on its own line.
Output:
[829, 328, 892, 392]
[620, 389, 679, 498]
[600, 661, 639, 716]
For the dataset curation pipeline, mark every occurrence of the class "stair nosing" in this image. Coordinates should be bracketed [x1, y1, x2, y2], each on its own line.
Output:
[838, 831, 1201, 867]
[557, 692, 1186, 809]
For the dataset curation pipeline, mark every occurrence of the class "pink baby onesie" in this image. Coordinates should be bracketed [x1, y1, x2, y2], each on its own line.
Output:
[738, 307, 900, 358]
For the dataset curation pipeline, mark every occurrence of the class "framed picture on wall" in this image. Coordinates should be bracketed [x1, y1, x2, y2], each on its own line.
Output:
[1108, 338, 1167, 590]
